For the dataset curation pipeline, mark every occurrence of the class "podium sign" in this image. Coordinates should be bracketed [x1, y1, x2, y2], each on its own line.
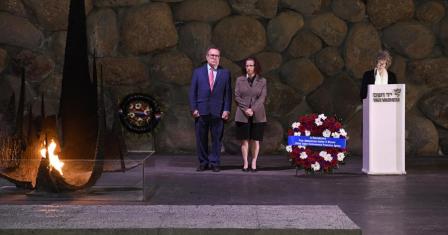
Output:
[362, 84, 406, 175]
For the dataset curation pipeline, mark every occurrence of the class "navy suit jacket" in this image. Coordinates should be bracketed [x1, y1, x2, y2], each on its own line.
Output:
[189, 64, 232, 117]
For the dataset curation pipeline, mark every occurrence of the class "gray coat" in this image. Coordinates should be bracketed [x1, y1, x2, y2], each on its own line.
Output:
[234, 75, 267, 123]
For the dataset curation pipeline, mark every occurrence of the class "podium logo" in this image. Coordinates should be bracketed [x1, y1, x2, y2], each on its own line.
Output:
[393, 88, 401, 98]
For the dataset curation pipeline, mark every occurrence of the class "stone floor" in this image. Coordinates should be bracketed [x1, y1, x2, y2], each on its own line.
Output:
[0, 205, 360, 235]
[1, 154, 448, 235]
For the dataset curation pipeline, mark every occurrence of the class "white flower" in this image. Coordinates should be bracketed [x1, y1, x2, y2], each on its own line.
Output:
[331, 132, 341, 138]
[319, 151, 327, 157]
[298, 145, 306, 149]
[299, 152, 308, 159]
[311, 162, 320, 171]
[318, 114, 327, 120]
[339, 128, 347, 137]
[314, 118, 323, 126]
[322, 129, 331, 137]
[291, 122, 301, 129]
[135, 103, 142, 109]
[323, 154, 333, 162]
[305, 130, 311, 136]
[286, 145, 292, 153]
[337, 152, 345, 161]
[294, 131, 301, 136]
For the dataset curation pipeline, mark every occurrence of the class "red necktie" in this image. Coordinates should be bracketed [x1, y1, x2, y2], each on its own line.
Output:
[209, 68, 214, 92]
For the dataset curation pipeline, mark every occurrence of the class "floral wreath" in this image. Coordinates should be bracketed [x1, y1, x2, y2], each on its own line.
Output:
[119, 93, 162, 133]
[286, 113, 348, 173]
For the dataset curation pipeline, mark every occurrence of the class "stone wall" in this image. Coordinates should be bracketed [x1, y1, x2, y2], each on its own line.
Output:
[0, 0, 447, 157]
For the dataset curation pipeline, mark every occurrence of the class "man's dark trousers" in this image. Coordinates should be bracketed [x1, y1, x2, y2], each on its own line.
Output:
[195, 115, 223, 167]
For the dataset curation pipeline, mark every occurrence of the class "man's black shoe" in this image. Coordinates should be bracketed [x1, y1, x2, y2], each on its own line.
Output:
[196, 165, 208, 172]
[211, 165, 221, 172]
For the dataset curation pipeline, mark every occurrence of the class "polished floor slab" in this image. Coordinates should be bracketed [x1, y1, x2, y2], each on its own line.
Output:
[1, 154, 448, 235]
[142, 155, 448, 235]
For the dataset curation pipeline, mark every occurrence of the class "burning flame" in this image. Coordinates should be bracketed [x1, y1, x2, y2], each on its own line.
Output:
[40, 139, 64, 175]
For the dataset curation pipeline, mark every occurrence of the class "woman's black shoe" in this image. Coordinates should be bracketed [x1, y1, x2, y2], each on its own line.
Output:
[242, 168, 249, 172]
[250, 168, 257, 173]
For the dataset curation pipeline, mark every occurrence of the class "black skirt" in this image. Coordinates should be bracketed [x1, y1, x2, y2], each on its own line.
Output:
[235, 118, 266, 141]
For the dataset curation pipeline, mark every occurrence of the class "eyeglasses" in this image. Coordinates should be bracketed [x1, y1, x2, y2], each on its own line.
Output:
[377, 62, 387, 67]
[207, 54, 220, 58]
[246, 64, 255, 67]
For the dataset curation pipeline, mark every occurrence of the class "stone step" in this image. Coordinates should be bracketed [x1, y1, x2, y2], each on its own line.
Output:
[0, 205, 360, 235]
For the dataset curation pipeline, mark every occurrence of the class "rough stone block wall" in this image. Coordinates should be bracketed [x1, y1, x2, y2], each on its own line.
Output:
[0, 0, 447, 157]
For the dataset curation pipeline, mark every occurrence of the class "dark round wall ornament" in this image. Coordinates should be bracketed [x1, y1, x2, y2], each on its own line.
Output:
[118, 93, 162, 133]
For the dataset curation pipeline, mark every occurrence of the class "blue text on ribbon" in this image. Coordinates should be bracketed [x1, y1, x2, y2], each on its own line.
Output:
[288, 136, 346, 148]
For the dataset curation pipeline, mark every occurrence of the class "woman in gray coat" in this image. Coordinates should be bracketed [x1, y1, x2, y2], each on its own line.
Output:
[234, 57, 267, 172]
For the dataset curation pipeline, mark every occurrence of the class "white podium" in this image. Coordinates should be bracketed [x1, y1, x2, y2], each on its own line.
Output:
[362, 84, 406, 175]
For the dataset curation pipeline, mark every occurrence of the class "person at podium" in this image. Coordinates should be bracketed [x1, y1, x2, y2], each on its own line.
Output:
[360, 50, 397, 100]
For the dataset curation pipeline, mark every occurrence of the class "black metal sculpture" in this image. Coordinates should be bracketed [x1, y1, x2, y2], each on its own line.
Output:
[0, 0, 106, 193]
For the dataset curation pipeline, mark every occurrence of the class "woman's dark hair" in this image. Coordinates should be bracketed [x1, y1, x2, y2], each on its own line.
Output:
[242, 57, 262, 75]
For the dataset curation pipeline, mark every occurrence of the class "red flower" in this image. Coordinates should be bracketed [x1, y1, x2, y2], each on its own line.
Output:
[287, 129, 294, 136]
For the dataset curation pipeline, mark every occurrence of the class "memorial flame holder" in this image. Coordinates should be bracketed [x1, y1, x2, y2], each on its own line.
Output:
[0, 152, 154, 202]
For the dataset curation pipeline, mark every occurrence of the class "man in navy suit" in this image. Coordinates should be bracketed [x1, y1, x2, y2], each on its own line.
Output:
[189, 47, 232, 172]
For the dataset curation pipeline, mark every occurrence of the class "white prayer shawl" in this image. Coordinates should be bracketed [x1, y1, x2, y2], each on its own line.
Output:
[374, 69, 388, 85]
